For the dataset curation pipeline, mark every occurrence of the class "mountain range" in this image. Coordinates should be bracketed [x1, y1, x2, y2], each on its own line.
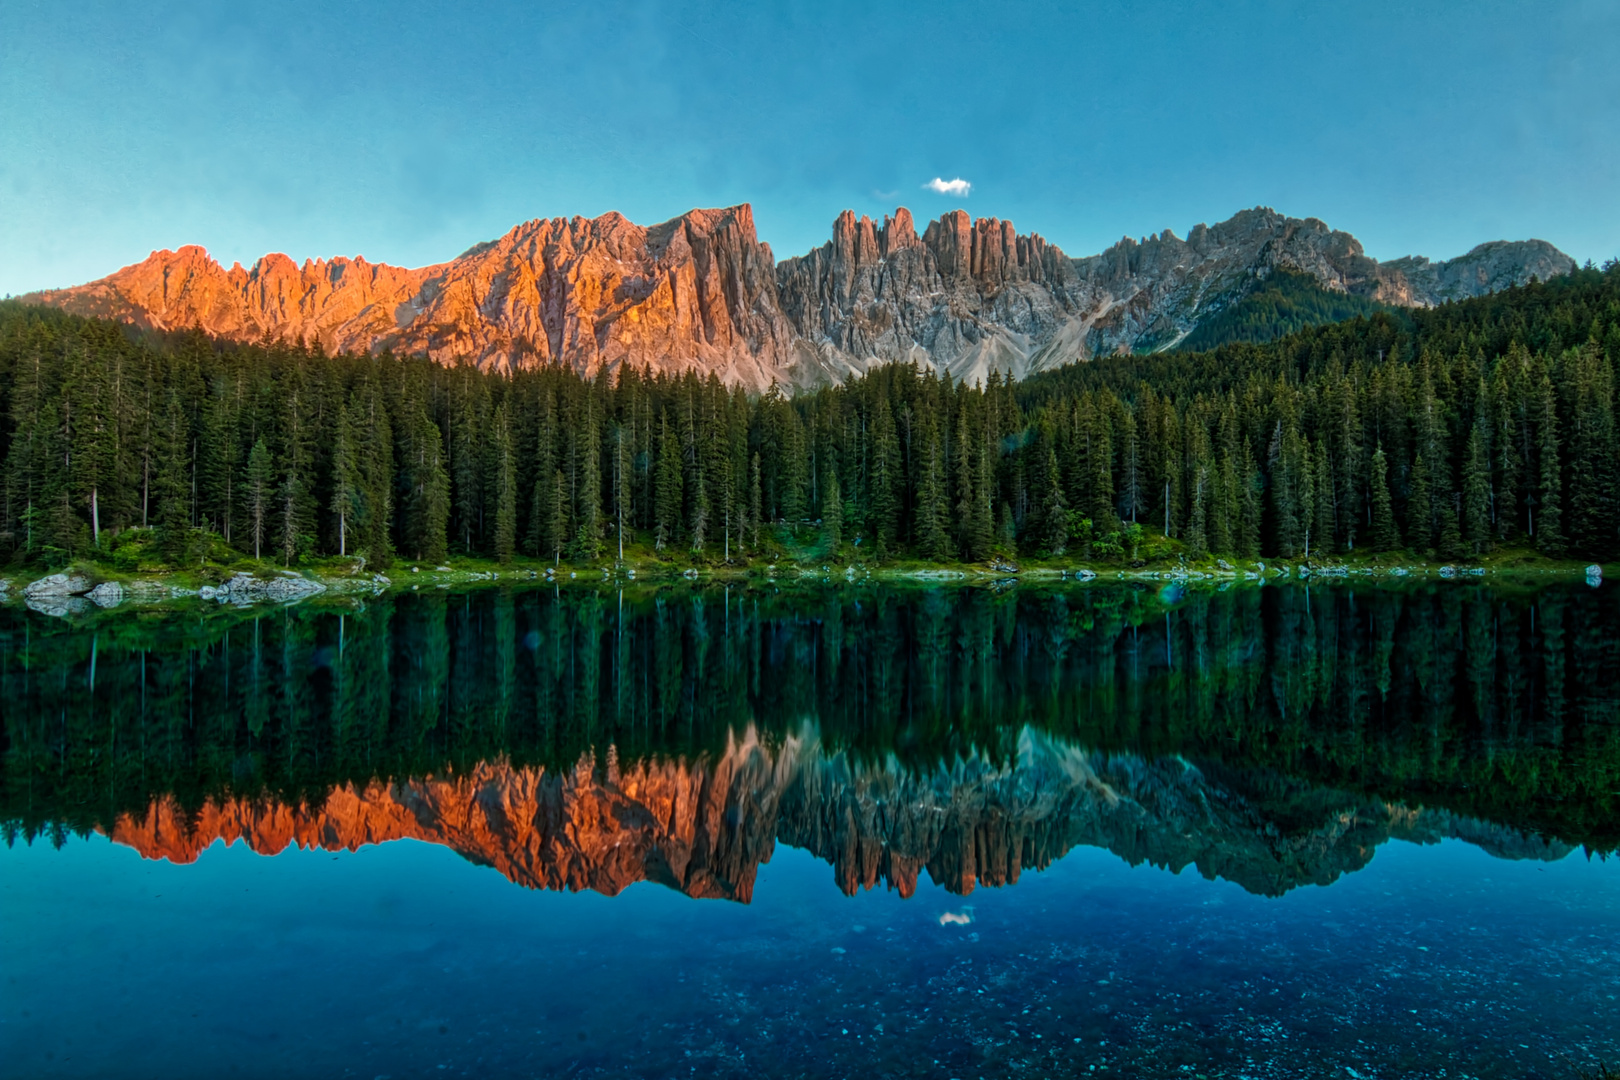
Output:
[107, 727, 1568, 902]
[25, 205, 1574, 390]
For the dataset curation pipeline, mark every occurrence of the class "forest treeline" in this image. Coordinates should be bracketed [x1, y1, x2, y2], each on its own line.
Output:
[0, 261, 1616, 569]
[1174, 268, 1391, 351]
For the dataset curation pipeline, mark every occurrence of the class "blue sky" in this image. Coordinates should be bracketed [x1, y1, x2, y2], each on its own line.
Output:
[3, 0, 1617, 295]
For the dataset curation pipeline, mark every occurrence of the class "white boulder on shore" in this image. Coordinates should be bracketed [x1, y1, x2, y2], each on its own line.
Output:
[86, 581, 125, 608]
[217, 572, 327, 604]
[24, 572, 93, 598]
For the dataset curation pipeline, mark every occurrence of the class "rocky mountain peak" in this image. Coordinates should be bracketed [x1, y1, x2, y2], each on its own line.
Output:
[23, 202, 1574, 390]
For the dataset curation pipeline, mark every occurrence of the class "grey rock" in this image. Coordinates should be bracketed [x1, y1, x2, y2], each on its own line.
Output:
[24, 573, 92, 598]
[28, 204, 1573, 392]
[217, 571, 325, 605]
[86, 581, 125, 608]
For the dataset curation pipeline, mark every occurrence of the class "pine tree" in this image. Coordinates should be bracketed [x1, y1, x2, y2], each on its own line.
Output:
[571, 393, 602, 560]
[1117, 408, 1143, 524]
[654, 412, 682, 551]
[611, 420, 631, 562]
[198, 378, 238, 543]
[1039, 443, 1067, 554]
[277, 381, 316, 566]
[1407, 452, 1434, 556]
[1239, 444, 1262, 558]
[749, 452, 763, 551]
[964, 431, 994, 562]
[869, 397, 900, 554]
[1535, 375, 1564, 556]
[153, 389, 192, 561]
[527, 389, 558, 556]
[1566, 342, 1617, 555]
[915, 423, 951, 560]
[1368, 444, 1399, 552]
[1461, 423, 1492, 556]
[493, 403, 517, 563]
[954, 401, 976, 556]
[821, 467, 842, 554]
[1186, 462, 1209, 559]
[1088, 403, 1116, 529]
[548, 469, 568, 565]
[400, 404, 450, 563]
[1312, 438, 1335, 556]
[354, 382, 394, 565]
[245, 437, 273, 561]
[330, 398, 360, 558]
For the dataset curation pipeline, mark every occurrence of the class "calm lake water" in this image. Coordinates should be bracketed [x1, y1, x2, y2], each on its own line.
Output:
[3, 580, 1618, 1078]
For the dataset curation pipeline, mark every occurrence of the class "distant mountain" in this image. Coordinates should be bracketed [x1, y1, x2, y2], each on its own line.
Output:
[24, 205, 1573, 389]
[107, 727, 1568, 902]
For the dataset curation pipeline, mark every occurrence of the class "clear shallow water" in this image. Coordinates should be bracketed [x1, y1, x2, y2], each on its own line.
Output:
[6, 833, 1617, 1079]
[4, 580, 1619, 1078]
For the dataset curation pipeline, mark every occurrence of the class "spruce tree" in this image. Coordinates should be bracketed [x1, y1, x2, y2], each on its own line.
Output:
[1462, 423, 1492, 556]
[868, 398, 900, 554]
[915, 426, 951, 560]
[964, 431, 994, 562]
[355, 382, 394, 565]
[1039, 443, 1067, 554]
[330, 399, 359, 558]
[1368, 445, 1399, 552]
[154, 389, 192, 561]
[1566, 343, 1616, 555]
[1312, 438, 1335, 556]
[821, 468, 842, 554]
[654, 412, 682, 551]
[1535, 375, 1564, 556]
[749, 452, 762, 551]
[1238, 445, 1262, 558]
[245, 437, 273, 561]
[1407, 452, 1434, 556]
[549, 470, 568, 564]
[571, 394, 602, 560]
[493, 403, 517, 563]
[1186, 463, 1209, 559]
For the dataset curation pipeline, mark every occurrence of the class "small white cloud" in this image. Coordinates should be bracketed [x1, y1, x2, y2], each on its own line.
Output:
[938, 909, 974, 926]
[924, 177, 972, 198]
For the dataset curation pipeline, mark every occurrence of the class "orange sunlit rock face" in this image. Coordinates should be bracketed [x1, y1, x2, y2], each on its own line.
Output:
[28, 206, 795, 391]
[22, 205, 1571, 390]
[101, 728, 1573, 902]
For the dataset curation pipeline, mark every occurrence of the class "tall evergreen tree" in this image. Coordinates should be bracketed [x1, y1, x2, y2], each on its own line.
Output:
[330, 399, 360, 558]
[653, 412, 682, 551]
[245, 437, 273, 561]
[1368, 444, 1399, 552]
[493, 403, 517, 563]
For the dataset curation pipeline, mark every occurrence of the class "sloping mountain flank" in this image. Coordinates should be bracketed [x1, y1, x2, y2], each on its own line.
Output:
[107, 727, 1568, 902]
[26, 205, 1573, 389]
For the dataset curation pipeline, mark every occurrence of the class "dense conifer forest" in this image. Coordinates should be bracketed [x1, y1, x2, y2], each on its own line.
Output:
[1174, 268, 1392, 351]
[0, 262, 1616, 571]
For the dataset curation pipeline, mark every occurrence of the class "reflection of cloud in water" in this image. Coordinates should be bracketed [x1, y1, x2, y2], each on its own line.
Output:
[938, 909, 974, 926]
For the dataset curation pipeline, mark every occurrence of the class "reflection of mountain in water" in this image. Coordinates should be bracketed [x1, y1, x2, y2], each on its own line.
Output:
[110, 727, 1569, 901]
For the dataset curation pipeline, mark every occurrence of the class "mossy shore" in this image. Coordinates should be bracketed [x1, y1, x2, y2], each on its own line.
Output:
[0, 529, 1607, 618]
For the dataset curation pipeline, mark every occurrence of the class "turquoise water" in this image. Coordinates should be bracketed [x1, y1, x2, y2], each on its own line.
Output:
[3, 581, 1619, 1077]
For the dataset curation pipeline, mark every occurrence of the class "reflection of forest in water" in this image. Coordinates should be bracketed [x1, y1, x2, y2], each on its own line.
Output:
[3, 582, 1617, 898]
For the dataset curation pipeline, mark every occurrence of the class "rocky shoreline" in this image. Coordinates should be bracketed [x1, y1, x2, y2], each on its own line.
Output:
[0, 555, 1604, 619]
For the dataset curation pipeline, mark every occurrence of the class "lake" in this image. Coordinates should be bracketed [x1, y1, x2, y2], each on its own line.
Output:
[3, 580, 1618, 1078]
